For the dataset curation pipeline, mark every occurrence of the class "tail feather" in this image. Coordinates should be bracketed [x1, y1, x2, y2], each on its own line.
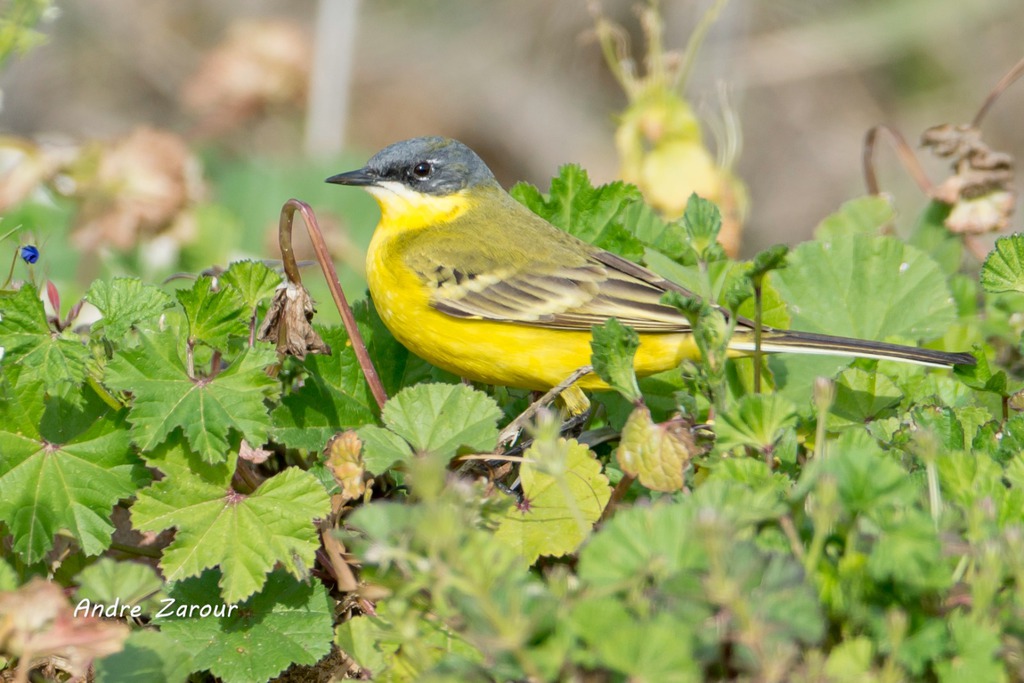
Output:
[728, 329, 975, 368]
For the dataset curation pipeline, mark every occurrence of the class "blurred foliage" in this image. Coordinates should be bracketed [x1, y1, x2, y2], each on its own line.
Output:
[0, 0, 52, 72]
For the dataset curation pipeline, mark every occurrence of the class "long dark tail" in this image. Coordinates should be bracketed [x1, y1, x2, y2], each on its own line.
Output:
[728, 329, 976, 368]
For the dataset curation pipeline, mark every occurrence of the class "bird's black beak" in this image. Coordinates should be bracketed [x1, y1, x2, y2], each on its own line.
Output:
[325, 167, 377, 186]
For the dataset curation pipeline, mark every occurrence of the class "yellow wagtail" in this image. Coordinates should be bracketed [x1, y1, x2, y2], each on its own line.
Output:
[327, 136, 974, 413]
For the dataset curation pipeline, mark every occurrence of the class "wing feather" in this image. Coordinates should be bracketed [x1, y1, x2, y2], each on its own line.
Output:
[427, 248, 702, 332]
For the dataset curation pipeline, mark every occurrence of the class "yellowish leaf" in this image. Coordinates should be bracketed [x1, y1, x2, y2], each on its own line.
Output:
[496, 438, 611, 565]
[616, 406, 694, 492]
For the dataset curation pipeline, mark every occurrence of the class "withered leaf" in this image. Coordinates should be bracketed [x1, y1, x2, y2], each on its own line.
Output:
[257, 282, 331, 359]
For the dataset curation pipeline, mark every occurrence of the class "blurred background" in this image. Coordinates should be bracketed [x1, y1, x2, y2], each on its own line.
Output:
[0, 0, 1022, 311]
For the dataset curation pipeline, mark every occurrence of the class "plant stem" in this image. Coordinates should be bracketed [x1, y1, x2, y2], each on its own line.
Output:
[862, 124, 932, 196]
[186, 338, 195, 379]
[599, 473, 636, 524]
[973, 55, 1024, 127]
[109, 541, 163, 559]
[753, 279, 763, 394]
[278, 199, 388, 411]
[926, 459, 942, 529]
[2, 248, 16, 289]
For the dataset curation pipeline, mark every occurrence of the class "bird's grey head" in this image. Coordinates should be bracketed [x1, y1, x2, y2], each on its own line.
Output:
[327, 136, 496, 196]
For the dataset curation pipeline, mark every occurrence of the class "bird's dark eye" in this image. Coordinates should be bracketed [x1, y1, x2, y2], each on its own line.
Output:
[412, 162, 432, 179]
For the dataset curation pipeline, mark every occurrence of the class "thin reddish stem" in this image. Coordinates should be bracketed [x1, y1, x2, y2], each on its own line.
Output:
[862, 124, 933, 196]
[973, 56, 1024, 128]
[279, 199, 388, 411]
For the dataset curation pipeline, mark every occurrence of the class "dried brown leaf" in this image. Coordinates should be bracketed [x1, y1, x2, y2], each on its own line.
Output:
[325, 431, 366, 502]
[0, 137, 77, 212]
[616, 406, 696, 492]
[945, 190, 1015, 235]
[182, 19, 312, 135]
[239, 438, 272, 464]
[70, 127, 203, 250]
[257, 282, 331, 359]
[0, 578, 128, 680]
[921, 123, 1016, 234]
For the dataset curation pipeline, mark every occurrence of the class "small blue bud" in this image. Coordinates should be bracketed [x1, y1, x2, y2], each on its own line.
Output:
[20, 245, 39, 264]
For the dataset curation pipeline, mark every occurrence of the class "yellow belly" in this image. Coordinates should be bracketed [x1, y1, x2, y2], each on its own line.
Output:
[366, 232, 699, 391]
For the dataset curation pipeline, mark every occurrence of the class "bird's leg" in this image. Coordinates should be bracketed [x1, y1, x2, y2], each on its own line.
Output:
[476, 367, 596, 497]
[496, 365, 594, 447]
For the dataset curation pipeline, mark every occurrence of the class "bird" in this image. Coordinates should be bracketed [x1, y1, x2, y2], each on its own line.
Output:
[326, 136, 974, 413]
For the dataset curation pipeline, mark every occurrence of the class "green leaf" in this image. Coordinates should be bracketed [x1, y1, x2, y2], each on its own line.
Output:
[951, 405, 991, 450]
[715, 393, 797, 452]
[814, 195, 895, 240]
[131, 466, 330, 603]
[824, 637, 874, 682]
[596, 370, 687, 431]
[747, 244, 789, 282]
[723, 275, 754, 312]
[93, 629, 195, 683]
[381, 383, 501, 459]
[569, 599, 699, 682]
[356, 424, 414, 474]
[159, 569, 334, 683]
[495, 438, 611, 564]
[728, 543, 825, 647]
[937, 450, 1004, 510]
[0, 284, 89, 394]
[510, 164, 645, 261]
[335, 615, 388, 674]
[0, 558, 17, 591]
[590, 318, 641, 403]
[935, 614, 1006, 683]
[578, 501, 705, 589]
[660, 289, 732, 375]
[820, 433, 915, 518]
[909, 201, 963, 275]
[704, 457, 784, 492]
[75, 558, 165, 617]
[270, 325, 380, 451]
[270, 300, 437, 451]
[981, 234, 1024, 294]
[219, 260, 283, 311]
[690, 479, 787, 528]
[998, 411, 1024, 455]
[140, 440, 237, 488]
[735, 272, 791, 329]
[772, 233, 956, 340]
[175, 276, 248, 349]
[827, 367, 903, 429]
[954, 344, 1006, 395]
[333, 603, 483, 680]
[621, 199, 692, 261]
[645, 249, 722, 301]
[680, 193, 722, 257]
[768, 355, 852, 405]
[867, 509, 950, 592]
[105, 333, 280, 464]
[898, 620, 950, 676]
[909, 405, 966, 452]
[0, 383, 147, 563]
[616, 406, 694, 492]
[85, 277, 175, 339]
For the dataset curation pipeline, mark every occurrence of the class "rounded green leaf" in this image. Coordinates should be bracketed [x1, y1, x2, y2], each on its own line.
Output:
[773, 234, 955, 340]
[981, 234, 1024, 294]
[496, 438, 610, 564]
